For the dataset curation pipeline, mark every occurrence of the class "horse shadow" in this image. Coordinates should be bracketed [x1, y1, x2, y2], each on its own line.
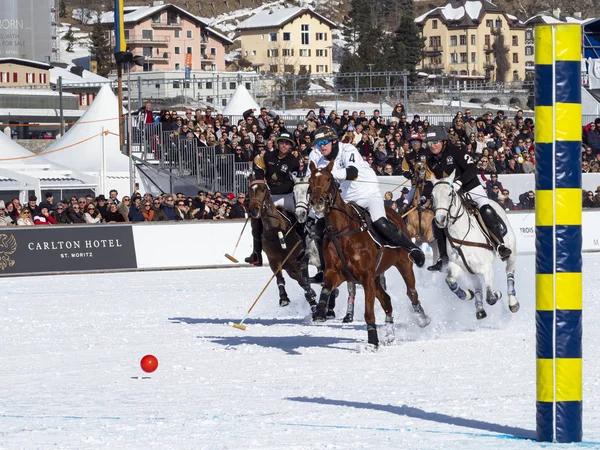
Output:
[285, 397, 536, 440]
[168, 317, 307, 326]
[198, 335, 357, 356]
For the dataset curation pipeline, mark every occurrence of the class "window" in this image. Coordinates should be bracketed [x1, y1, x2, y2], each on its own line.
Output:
[459, 52, 467, 63]
[429, 36, 441, 47]
[486, 19, 493, 27]
[300, 49, 309, 57]
[187, 30, 192, 38]
[222, 82, 227, 89]
[269, 65, 278, 73]
[174, 30, 180, 38]
[316, 32, 326, 41]
[283, 49, 294, 56]
[513, 70, 519, 81]
[432, 19, 438, 29]
[450, 36, 457, 46]
[155, 83, 160, 89]
[0, 73, 8, 83]
[485, 35, 490, 46]
[197, 82, 202, 89]
[184, 82, 190, 89]
[316, 65, 326, 73]
[230, 82, 236, 89]
[471, 35, 476, 45]
[512, 53, 519, 63]
[175, 47, 180, 55]
[12, 72, 17, 83]
[525, 46, 534, 56]
[316, 49, 327, 57]
[210, 47, 216, 55]
[175, 63, 181, 70]
[222, 99, 227, 106]
[300, 65, 310, 73]
[301, 24, 309, 45]
[495, 19, 502, 28]
[187, 47, 192, 54]
[26, 73, 35, 83]
[267, 49, 279, 57]
[245, 82, 251, 89]
[206, 97, 213, 104]
[206, 81, 212, 89]
[471, 52, 476, 63]
[526, 30, 533, 40]
[283, 32, 291, 41]
[152, 13, 161, 23]
[143, 63, 154, 71]
[459, 35, 466, 45]
[450, 52, 458, 64]
[80, 93, 88, 106]
[430, 56, 441, 65]
[173, 81, 180, 88]
[142, 30, 153, 40]
[269, 32, 277, 42]
[284, 64, 294, 73]
[143, 46, 153, 57]
[124, 30, 130, 39]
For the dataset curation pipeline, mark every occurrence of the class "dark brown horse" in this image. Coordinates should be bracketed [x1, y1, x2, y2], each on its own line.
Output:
[309, 160, 430, 348]
[405, 161, 435, 254]
[248, 177, 317, 309]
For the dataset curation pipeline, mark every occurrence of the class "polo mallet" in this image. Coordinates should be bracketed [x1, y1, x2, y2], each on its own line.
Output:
[402, 206, 417, 218]
[231, 239, 301, 331]
[225, 217, 250, 263]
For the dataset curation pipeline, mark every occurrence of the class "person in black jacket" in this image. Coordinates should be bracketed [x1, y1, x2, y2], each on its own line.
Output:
[425, 125, 511, 272]
[229, 193, 248, 219]
[244, 132, 300, 266]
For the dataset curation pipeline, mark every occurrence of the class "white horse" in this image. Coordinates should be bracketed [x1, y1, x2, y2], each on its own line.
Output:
[431, 172, 519, 319]
[292, 173, 358, 323]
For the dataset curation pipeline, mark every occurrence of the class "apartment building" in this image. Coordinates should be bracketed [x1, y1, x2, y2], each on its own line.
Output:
[100, 2, 233, 74]
[237, 7, 336, 75]
[0, 58, 51, 87]
[415, 0, 526, 81]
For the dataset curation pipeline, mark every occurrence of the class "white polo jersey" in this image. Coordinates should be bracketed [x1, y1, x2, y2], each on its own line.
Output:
[309, 142, 380, 202]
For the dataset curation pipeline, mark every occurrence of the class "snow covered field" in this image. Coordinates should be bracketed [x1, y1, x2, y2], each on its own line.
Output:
[2, 255, 600, 449]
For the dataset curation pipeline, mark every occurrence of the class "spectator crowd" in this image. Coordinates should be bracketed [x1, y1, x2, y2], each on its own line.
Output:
[2, 105, 599, 226]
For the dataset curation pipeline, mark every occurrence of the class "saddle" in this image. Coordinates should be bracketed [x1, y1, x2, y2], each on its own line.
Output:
[347, 203, 402, 249]
[458, 192, 507, 244]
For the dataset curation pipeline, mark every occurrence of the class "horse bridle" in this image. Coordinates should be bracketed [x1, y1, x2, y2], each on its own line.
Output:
[432, 180, 465, 225]
[249, 179, 279, 225]
[293, 180, 310, 214]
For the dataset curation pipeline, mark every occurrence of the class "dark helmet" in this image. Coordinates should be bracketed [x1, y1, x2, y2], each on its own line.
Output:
[423, 125, 447, 143]
[311, 125, 337, 147]
[274, 132, 295, 146]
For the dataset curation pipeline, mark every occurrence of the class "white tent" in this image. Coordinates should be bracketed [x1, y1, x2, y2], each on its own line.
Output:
[41, 85, 132, 195]
[222, 85, 261, 116]
[0, 131, 97, 202]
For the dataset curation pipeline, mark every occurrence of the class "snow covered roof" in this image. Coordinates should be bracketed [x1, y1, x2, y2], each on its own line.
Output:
[41, 85, 130, 175]
[523, 14, 565, 25]
[50, 66, 111, 87]
[0, 58, 52, 70]
[237, 7, 336, 31]
[415, 0, 518, 27]
[222, 85, 260, 116]
[99, 4, 233, 45]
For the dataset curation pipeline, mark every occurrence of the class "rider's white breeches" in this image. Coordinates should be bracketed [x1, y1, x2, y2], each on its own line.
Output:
[468, 184, 492, 209]
[354, 196, 387, 222]
[272, 193, 296, 214]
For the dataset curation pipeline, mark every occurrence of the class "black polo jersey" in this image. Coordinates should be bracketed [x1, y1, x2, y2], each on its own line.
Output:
[253, 151, 299, 195]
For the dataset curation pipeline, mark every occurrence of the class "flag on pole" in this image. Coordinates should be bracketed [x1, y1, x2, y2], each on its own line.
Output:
[114, 0, 126, 53]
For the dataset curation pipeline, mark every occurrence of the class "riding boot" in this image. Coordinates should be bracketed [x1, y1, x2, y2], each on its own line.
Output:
[244, 218, 263, 266]
[373, 217, 425, 267]
[309, 218, 326, 283]
[480, 205, 512, 261]
[427, 221, 448, 272]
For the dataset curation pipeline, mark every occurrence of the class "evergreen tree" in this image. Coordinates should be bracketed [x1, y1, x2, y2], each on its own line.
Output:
[88, 23, 112, 77]
[391, 13, 425, 80]
[59, 0, 66, 18]
[64, 25, 75, 53]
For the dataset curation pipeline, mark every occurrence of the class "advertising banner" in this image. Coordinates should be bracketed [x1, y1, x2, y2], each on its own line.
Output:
[0, 0, 53, 62]
[0, 225, 137, 276]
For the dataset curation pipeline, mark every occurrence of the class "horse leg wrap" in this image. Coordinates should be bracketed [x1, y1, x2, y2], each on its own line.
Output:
[447, 279, 470, 301]
[326, 288, 338, 318]
[342, 297, 355, 323]
[385, 316, 394, 325]
[312, 288, 330, 321]
[507, 273, 516, 297]
[367, 324, 379, 347]
[318, 288, 331, 309]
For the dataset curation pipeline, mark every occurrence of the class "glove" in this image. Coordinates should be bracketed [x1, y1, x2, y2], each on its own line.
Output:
[419, 196, 427, 205]
[452, 180, 463, 191]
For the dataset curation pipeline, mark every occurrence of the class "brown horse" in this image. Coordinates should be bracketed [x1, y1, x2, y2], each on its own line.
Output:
[308, 160, 430, 348]
[248, 177, 317, 309]
[405, 161, 436, 256]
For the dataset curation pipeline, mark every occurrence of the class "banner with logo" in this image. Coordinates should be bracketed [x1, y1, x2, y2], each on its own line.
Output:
[0, 225, 137, 276]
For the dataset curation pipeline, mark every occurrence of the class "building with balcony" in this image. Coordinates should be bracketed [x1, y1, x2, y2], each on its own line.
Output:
[0, 58, 52, 87]
[415, 0, 526, 82]
[237, 7, 336, 75]
[99, 2, 233, 74]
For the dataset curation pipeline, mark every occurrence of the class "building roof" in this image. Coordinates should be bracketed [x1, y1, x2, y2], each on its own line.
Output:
[0, 58, 52, 71]
[100, 4, 233, 45]
[415, 0, 519, 28]
[237, 7, 336, 31]
[49, 66, 111, 87]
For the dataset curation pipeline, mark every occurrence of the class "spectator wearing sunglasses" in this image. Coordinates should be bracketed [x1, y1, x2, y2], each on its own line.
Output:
[84, 204, 103, 224]
[0, 201, 13, 226]
[17, 208, 34, 226]
[128, 196, 145, 222]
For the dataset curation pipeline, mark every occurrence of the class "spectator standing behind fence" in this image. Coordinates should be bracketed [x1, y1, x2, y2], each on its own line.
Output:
[105, 202, 125, 223]
[229, 193, 248, 219]
[0, 201, 13, 226]
[128, 197, 145, 222]
[519, 191, 535, 210]
[141, 200, 154, 221]
[157, 196, 180, 221]
[67, 203, 85, 223]
[95, 195, 108, 220]
[583, 190, 596, 208]
[83, 204, 102, 224]
[39, 192, 54, 211]
[34, 206, 57, 225]
[27, 195, 40, 216]
[53, 203, 69, 223]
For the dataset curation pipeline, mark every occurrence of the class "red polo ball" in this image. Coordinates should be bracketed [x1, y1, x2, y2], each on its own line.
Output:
[140, 355, 158, 373]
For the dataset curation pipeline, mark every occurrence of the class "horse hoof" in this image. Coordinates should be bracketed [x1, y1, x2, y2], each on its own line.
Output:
[415, 314, 431, 328]
[312, 307, 327, 322]
[326, 309, 336, 319]
[476, 310, 487, 320]
[279, 297, 290, 307]
[509, 302, 520, 313]
[342, 314, 354, 323]
[486, 291, 502, 306]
